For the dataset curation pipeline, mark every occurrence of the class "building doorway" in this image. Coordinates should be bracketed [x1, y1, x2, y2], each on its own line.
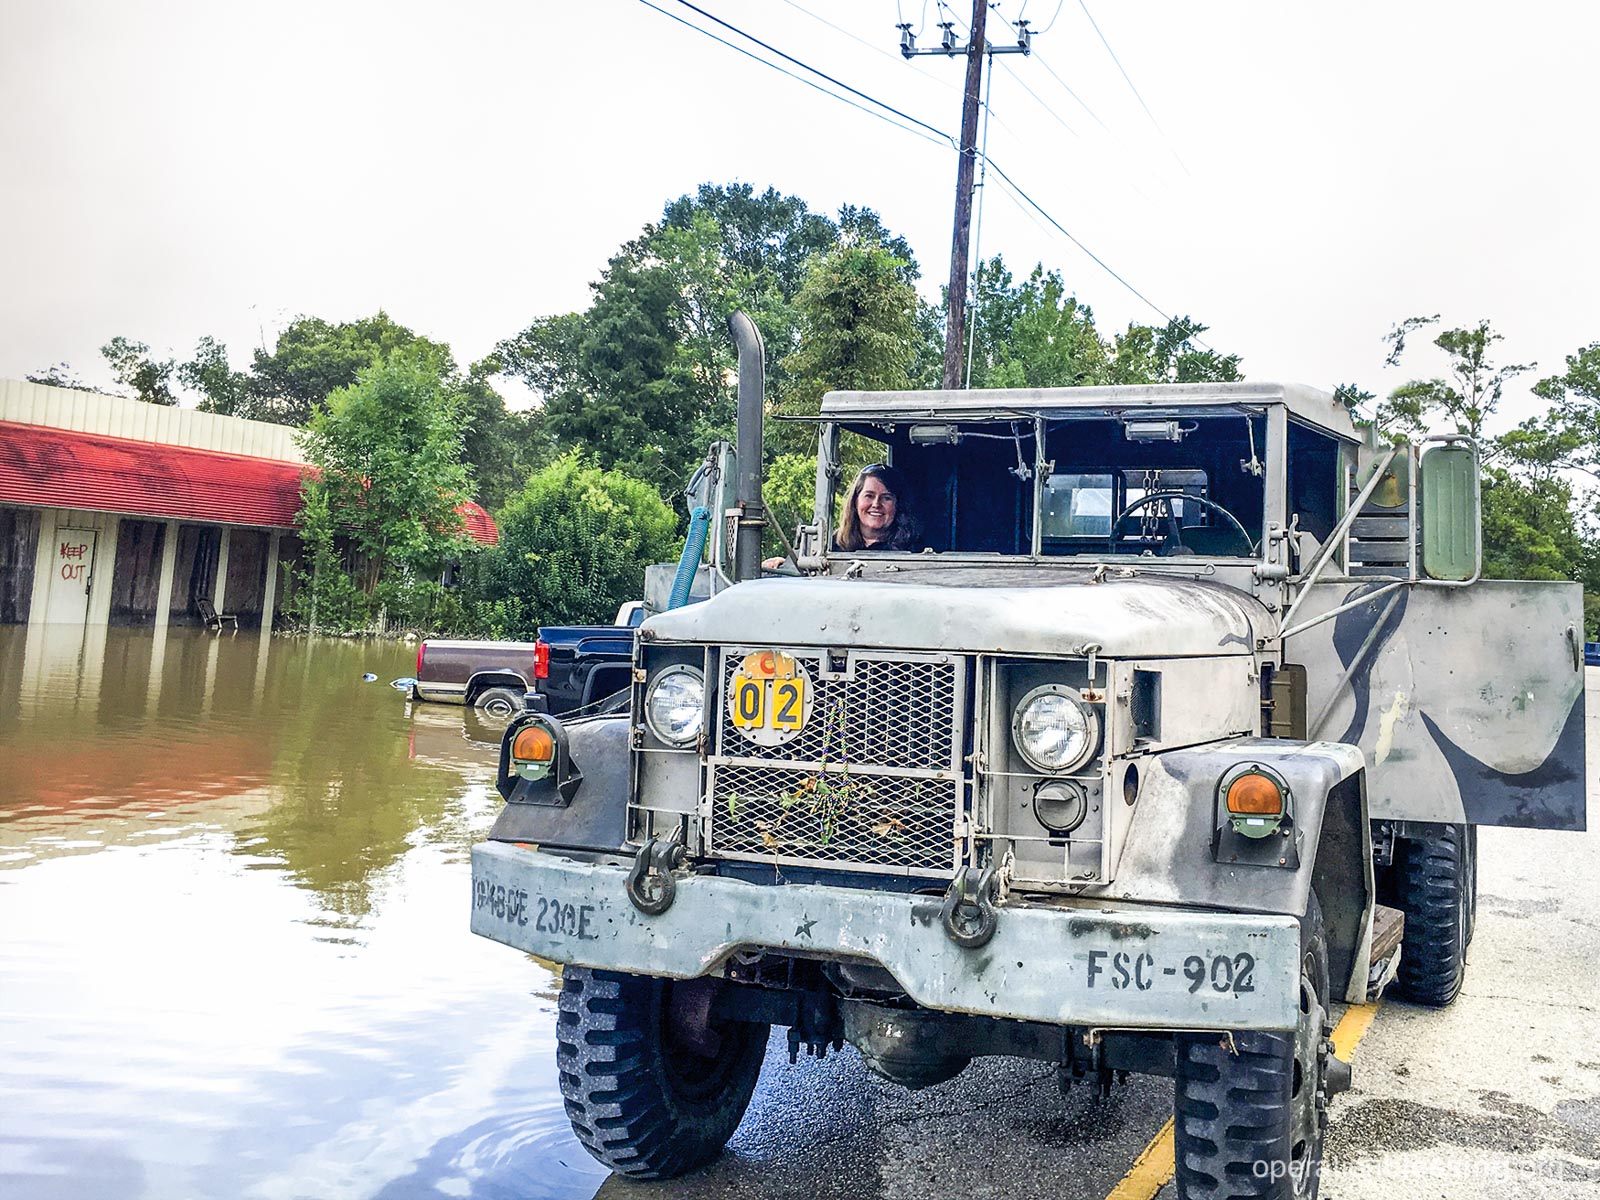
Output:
[44, 528, 97, 624]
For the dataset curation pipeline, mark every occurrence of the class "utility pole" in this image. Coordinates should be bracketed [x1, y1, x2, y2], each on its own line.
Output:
[942, 0, 986, 390]
[900, 6, 1032, 389]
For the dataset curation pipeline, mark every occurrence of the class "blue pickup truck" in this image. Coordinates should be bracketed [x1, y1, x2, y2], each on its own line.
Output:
[532, 604, 643, 716]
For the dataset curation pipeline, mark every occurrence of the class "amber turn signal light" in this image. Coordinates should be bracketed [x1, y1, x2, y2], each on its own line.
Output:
[1226, 772, 1283, 817]
[512, 725, 555, 763]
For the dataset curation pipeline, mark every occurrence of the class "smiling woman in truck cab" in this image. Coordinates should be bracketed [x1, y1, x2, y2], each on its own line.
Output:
[836, 463, 921, 551]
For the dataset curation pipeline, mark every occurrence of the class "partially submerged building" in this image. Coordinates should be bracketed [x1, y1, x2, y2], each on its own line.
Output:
[0, 379, 498, 630]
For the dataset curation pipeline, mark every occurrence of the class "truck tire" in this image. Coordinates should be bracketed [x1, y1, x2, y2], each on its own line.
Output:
[557, 967, 768, 1179]
[1175, 896, 1332, 1199]
[473, 686, 524, 719]
[1393, 823, 1471, 1006]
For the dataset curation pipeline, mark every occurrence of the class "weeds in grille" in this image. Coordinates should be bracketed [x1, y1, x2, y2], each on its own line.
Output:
[714, 765, 956, 868]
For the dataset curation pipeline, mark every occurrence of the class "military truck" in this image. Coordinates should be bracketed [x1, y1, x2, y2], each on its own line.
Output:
[470, 313, 1586, 1198]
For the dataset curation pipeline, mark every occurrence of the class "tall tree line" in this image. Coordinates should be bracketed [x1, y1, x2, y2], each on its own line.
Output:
[38, 181, 1595, 634]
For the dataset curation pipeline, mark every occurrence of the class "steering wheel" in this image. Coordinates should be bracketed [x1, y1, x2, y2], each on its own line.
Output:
[1109, 491, 1256, 557]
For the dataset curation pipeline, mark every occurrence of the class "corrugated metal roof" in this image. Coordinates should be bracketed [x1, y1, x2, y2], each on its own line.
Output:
[0, 378, 307, 462]
[0, 421, 499, 545]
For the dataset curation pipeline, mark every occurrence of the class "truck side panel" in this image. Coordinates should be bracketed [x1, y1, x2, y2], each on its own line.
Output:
[1288, 580, 1587, 830]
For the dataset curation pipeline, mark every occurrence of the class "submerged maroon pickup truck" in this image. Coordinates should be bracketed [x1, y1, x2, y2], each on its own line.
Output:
[411, 638, 544, 717]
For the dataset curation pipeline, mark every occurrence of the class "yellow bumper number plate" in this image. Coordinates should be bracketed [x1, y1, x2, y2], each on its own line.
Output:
[728, 651, 810, 743]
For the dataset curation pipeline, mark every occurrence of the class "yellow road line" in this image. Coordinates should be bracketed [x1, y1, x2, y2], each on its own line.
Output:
[1105, 1118, 1175, 1200]
[1101, 1003, 1383, 1200]
[1330, 1001, 1381, 1061]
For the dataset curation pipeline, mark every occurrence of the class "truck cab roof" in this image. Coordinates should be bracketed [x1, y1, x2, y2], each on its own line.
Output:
[820, 381, 1361, 444]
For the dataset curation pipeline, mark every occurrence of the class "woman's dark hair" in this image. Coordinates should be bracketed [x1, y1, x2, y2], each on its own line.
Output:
[836, 463, 920, 551]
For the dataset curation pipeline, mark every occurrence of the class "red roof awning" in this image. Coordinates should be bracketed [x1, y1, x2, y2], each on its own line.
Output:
[0, 421, 498, 545]
[457, 501, 498, 545]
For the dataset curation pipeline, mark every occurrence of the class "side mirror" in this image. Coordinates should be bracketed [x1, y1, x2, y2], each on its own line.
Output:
[1417, 439, 1480, 582]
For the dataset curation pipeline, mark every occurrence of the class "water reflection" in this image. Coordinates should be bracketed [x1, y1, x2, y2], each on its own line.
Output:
[0, 625, 605, 1200]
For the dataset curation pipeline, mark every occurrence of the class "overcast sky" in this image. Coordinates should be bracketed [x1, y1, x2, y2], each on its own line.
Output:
[3, 0, 1596, 427]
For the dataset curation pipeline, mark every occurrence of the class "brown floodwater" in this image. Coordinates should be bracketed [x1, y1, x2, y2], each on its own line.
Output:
[0, 624, 608, 1200]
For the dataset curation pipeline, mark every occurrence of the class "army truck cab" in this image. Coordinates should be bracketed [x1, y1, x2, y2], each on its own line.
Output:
[471, 315, 1586, 1198]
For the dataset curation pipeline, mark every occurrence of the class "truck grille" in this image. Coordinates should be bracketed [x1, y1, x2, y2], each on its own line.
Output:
[707, 649, 966, 877]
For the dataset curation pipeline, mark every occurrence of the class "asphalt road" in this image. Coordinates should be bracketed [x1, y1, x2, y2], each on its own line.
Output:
[593, 670, 1600, 1200]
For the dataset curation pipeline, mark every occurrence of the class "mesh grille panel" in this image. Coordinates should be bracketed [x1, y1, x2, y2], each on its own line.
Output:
[717, 652, 958, 771]
[709, 763, 959, 873]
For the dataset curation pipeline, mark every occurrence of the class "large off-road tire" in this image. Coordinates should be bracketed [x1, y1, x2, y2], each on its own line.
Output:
[1393, 823, 1472, 1006]
[557, 967, 769, 1179]
[1174, 896, 1332, 1199]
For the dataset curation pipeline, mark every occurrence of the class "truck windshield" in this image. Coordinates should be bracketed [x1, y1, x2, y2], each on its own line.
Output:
[838, 413, 1270, 558]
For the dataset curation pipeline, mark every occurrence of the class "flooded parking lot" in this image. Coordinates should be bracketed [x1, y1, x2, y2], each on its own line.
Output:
[0, 625, 609, 1200]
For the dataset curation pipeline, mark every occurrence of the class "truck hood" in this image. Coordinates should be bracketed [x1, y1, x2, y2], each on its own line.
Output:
[643, 567, 1270, 658]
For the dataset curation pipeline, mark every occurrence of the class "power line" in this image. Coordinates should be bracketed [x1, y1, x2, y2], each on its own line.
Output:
[663, 0, 956, 147]
[781, 0, 1034, 143]
[639, 0, 1197, 345]
[1030, 49, 1113, 135]
[985, 163, 1060, 241]
[896, 0, 932, 38]
[981, 152, 1179, 328]
[636, 0, 954, 150]
[787, 0, 924, 70]
[936, 0, 969, 36]
[1075, 0, 1189, 174]
[783, 0, 959, 93]
[992, 57, 1080, 141]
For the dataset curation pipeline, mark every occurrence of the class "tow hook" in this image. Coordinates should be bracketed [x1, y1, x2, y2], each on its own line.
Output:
[625, 834, 686, 915]
[939, 865, 1000, 948]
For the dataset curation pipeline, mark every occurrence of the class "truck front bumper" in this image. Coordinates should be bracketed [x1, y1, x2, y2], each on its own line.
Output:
[471, 841, 1301, 1031]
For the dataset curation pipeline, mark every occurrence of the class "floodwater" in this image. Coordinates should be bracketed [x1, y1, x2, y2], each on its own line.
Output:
[0, 624, 608, 1200]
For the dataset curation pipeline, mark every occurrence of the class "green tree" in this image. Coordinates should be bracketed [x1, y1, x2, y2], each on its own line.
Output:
[25, 363, 96, 391]
[491, 184, 923, 494]
[249, 311, 454, 426]
[957, 256, 1238, 391]
[1530, 341, 1600, 481]
[764, 452, 817, 533]
[100, 336, 177, 405]
[1478, 465, 1587, 583]
[965, 257, 1109, 389]
[466, 454, 679, 631]
[1108, 316, 1242, 385]
[783, 242, 920, 415]
[457, 361, 547, 509]
[491, 312, 587, 410]
[294, 357, 475, 631]
[179, 335, 251, 415]
[1370, 317, 1596, 616]
[1377, 316, 1534, 443]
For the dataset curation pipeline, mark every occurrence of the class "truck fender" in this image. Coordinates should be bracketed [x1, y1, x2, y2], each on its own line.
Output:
[466, 669, 529, 705]
[1104, 739, 1373, 1004]
[489, 714, 632, 853]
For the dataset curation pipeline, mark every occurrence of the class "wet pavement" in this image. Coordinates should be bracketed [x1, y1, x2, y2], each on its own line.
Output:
[1, 625, 1596, 1199]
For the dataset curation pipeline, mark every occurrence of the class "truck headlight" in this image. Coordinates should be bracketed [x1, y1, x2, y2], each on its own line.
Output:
[644, 665, 705, 747]
[1012, 685, 1100, 774]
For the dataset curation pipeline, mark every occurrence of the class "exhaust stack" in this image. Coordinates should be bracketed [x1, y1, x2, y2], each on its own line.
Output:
[727, 311, 766, 582]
